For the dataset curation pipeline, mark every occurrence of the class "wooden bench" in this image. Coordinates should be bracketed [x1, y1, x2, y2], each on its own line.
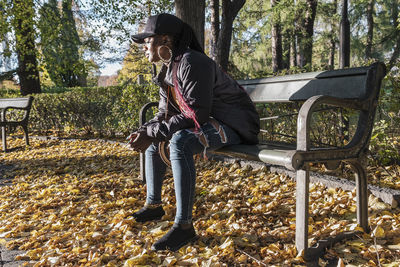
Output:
[139, 62, 386, 259]
[0, 96, 34, 152]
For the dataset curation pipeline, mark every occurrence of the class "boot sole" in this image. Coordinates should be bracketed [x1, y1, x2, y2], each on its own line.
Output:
[152, 235, 199, 252]
[134, 214, 164, 222]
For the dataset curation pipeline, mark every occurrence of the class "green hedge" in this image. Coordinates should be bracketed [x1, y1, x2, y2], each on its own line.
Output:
[1, 84, 159, 136]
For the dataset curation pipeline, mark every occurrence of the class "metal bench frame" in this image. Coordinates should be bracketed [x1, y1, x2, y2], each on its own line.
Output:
[139, 62, 386, 258]
[0, 96, 34, 152]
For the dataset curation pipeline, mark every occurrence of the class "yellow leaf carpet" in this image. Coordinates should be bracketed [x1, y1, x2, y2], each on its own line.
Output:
[0, 138, 399, 266]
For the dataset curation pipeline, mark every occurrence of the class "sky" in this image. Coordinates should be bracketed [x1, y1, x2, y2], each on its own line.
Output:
[100, 62, 122, 76]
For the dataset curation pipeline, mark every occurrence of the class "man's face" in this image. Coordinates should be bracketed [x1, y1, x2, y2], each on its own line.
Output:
[143, 37, 160, 63]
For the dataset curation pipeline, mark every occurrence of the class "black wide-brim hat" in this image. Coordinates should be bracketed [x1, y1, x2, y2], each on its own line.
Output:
[131, 13, 184, 43]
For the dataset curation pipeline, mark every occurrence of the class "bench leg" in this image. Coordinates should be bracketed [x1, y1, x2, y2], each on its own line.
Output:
[296, 167, 310, 254]
[138, 102, 158, 184]
[22, 125, 29, 146]
[140, 152, 146, 183]
[1, 126, 6, 152]
[349, 160, 369, 232]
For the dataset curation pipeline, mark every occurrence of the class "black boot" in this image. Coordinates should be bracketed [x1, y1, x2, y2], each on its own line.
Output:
[132, 206, 165, 222]
[151, 223, 197, 251]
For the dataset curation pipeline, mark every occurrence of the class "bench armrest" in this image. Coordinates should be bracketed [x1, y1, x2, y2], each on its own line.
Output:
[0, 106, 30, 123]
[293, 95, 373, 169]
[297, 95, 365, 150]
[139, 102, 159, 126]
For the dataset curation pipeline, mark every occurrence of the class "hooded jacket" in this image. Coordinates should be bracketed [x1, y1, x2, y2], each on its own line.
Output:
[143, 48, 260, 145]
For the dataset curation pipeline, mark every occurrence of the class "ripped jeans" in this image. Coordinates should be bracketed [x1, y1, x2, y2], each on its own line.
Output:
[145, 121, 242, 224]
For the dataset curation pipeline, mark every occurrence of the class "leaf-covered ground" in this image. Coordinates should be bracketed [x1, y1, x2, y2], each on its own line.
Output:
[0, 138, 399, 266]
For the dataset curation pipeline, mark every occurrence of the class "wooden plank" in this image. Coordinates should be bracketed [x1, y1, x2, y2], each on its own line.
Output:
[214, 143, 296, 169]
[238, 65, 369, 86]
[237, 65, 375, 103]
[240, 75, 368, 102]
[0, 98, 31, 109]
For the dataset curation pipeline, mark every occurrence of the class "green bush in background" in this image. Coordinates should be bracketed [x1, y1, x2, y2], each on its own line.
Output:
[0, 88, 20, 98]
[30, 87, 120, 135]
[1, 84, 159, 137]
[111, 82, 159, 135]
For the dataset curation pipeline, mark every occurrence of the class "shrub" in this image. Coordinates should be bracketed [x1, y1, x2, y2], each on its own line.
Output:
[28, 84, 158, 136]
[0, 87, 20, 98]
[111, 83, 159, 134]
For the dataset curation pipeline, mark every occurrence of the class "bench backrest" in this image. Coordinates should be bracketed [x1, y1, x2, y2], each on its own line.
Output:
[237, 62, 386, 160]
[238, 63, 385, 104]
[0, 96, 34, 109]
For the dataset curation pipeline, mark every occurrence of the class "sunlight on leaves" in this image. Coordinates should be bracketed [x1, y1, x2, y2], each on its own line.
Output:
[0, 138, 399, 266]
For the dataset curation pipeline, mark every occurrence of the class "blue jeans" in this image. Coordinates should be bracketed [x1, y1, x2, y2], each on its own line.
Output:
[145, 121, 242, 224]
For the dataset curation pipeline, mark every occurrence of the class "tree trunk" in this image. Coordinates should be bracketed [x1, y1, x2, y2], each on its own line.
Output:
[39, 0, 62, 86]
[296, 35, 304, 67]
[365, 0, 375, 59]
[328, 36, 336, 70]
[328, 0, 338, 69]
[61, 0, 86, 87]
[290, 28, 297, 68]
[210, 0, 220, 60]
[339, 0, 350, 68]
[12, 0, 41, 95]
[175, 0, 206, 50]
[388, 0, 400, 70]
[271, 0, 283, 72]
[216, 0, 246, 71]
[282, 29, 291, 69]
[297, 0, 317, 69]
[286, 0, 296, 68]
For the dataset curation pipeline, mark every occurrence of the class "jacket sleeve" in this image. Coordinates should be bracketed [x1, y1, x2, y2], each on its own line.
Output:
[140, 87, 168, 130]
[146, 55, 215, 141]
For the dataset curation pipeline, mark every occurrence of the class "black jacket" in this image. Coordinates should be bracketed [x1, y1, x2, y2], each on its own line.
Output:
[144, 49, 260, 144]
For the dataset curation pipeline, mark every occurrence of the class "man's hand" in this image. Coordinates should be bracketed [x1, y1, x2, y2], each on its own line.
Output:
[127, 130, 153, 152]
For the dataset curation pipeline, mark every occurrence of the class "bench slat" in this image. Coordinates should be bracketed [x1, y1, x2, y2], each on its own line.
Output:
[239, 65, 369, 86]
[0, 97, 32, 109]
[216, 143, 296, 170]
[239, 66, 370, 102]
